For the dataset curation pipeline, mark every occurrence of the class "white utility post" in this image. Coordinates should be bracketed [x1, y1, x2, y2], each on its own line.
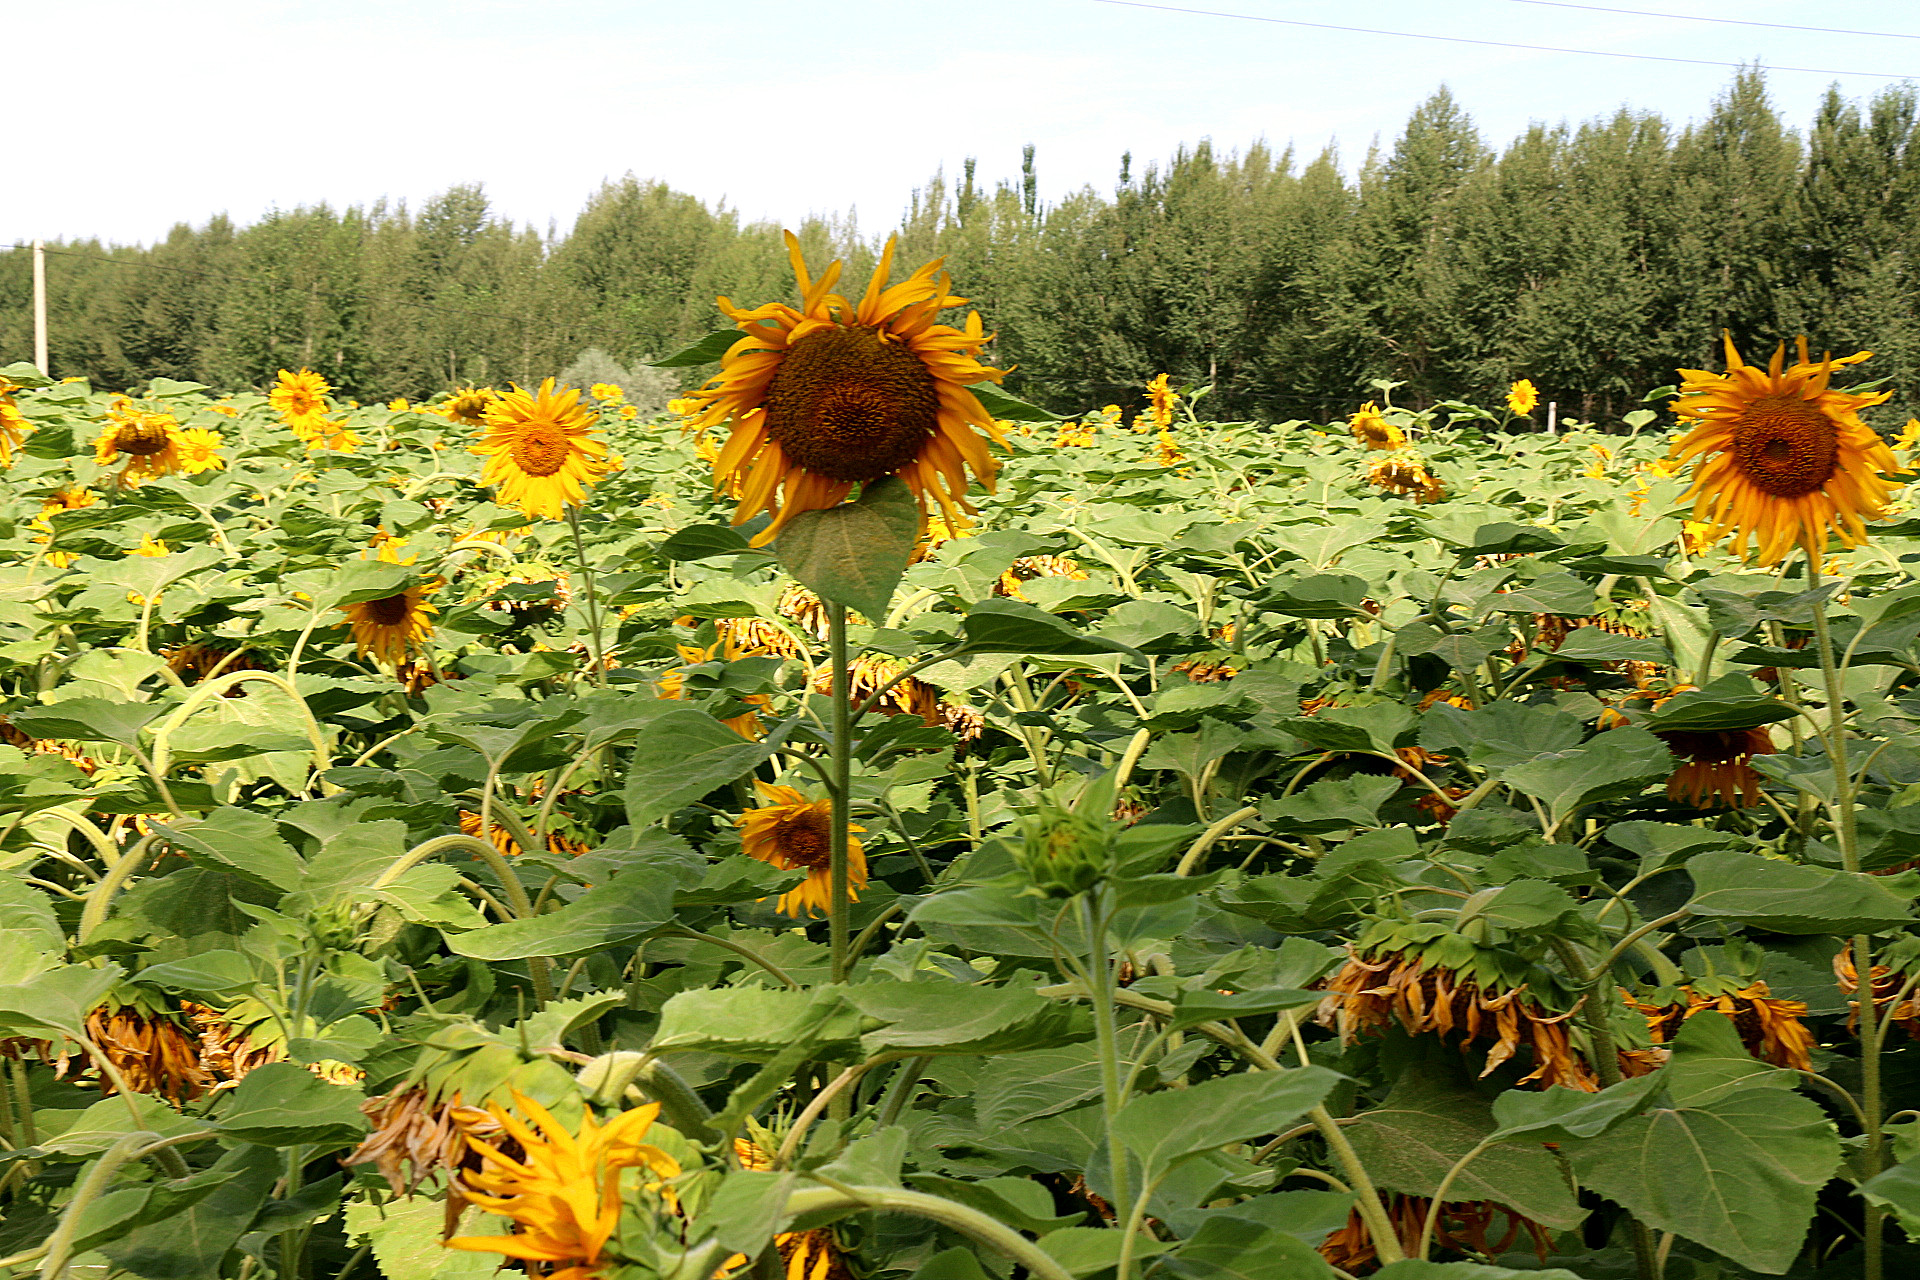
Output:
[31, 240, 48, 376]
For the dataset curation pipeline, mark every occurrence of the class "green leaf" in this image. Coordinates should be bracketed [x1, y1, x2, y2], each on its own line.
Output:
[1501, 727, 1672, 825]
[961, 598, 1144, 657]
[1261, 775, 1401, 834]
[446, 870, 675, 960]
[136, 950, 258, 997]
[1167, 987, 1321, 1031]
[971, 381, 1063, 422]
[903, 1174, 1085, 1236]
[1480, 573, 1595, 617]
[9, 697, 166, 749]
[1685, 850, 1913, 934]
[97, 1145, 280, 1280]
[659, 523, 757, 561]
[908, 1247, 996, 1280]
[96, 542, 224, 602]
[1395, 623, 1509, 672]
[844, 981, 1083, 1056]
[651, 328, 757, 367]
[1261, 573, 1372, 619]
[1372, 1264, 1590, 1280]
[1489, 1074, 1663, 1143]
[327, 559, 423, 608]
[1566, 1085, 1840, 1273]
[1450, 522, 1567, 558]
[1546, 627, 1671, 666]
[1420, 701, 1585, 772]
[214, 1062, 368, 1148]
[1341, 1069, 1584, 1230]
[1037, 1226, 1172, 1277]
[0, 962, 122, 1039]
[622, 706, 774, 828]
[1859, 1160, 1920, 1242]
[774, 475, 919, 621]
[651, 987, 862, 1060]
[1642, 673, 1796, 732]
[151, 808, 304, 892]
[1112, 1066, 1339, 1182]
[1660, 1010, 1794, 1107]
[1159, 1216, 1342, 1280]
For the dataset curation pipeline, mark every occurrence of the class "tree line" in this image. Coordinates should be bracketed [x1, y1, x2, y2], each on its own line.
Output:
[4, 69, 1919, 426]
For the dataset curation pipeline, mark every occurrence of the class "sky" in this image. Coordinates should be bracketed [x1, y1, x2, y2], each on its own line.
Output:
[6, 0, 1917, 249]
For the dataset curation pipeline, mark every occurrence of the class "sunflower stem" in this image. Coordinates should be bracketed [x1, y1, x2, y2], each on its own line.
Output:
[828, 599, 852, 994]
[565, 504, 608, 687]
[1804, 537, 1885, 1280]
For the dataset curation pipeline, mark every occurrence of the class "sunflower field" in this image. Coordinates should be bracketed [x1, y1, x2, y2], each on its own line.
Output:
[1, 237, 1919, 1280]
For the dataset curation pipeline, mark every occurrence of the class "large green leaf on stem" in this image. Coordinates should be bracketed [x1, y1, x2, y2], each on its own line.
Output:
[151, 808, 304, 893]
[960, 598, 1145, 657]
[971, 382, 1063, 422]
[1488, 1073, 1663, 1143]
[622, 706, 775, 828]
[1501, 727, 1673, 826]
[1159, 1215, 1343, 1280]
[844, 980, 1084, 1056]
[1641, 674, 1796, 733]
[1111, 1066, 1339, 1184]
[1340, 1069, 1584, 1230]
[650, 328, 756, 366]
[0, 962, 123, 1039]
[1567, 1084, 1838, 1272]
[214, 1062, 368, 1148]
[9, 696, 166, 749]
[446, 870, 675, 960]
[1685, 851, 1913, 934]
[651, 986, 863, 1060]
[97, 1145, 281, 1280]
[775, 475, 919, 621]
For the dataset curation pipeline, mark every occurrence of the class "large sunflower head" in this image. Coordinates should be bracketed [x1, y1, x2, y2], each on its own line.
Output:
[685, 232, 1009, 546]
[737, 782, 866, 918]
[1668, 334, 1901, 564]
[340, 542, 439, 668]
[269, 368, 332, 427]
[471, 379, 610, 520]
[94, 401, 186, 487]
[177, 427, 227, 474]
[0, 382, 32, 468]
[1658, 725, 1775, 809]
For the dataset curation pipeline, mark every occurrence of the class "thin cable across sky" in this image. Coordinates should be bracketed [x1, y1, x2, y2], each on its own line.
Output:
[1089, 0, 1917, 78]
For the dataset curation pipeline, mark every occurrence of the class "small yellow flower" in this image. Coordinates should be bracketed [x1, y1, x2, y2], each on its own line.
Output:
[588, 382, 625, 403]
[1507, 379, 1539, 416]
[387, 398, 412, 412]
[270, 369, 333, 434]
[619, 404, 640, 421]
[1145, 373, 1178, 429]
[130, 534, 170, 558]
[1349, 403, 1404, 451]
[178, 427, 227, 474]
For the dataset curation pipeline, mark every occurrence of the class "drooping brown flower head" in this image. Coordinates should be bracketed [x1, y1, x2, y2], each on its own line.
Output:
[1657, 726, 1775, 809]
[1320, 1193, 1551, 1274]
[83, 1004, 213, 1103]
[1349, 402, 1405, 451]
[1835, 942, 1920, 1040]
[1626, 979, 1814, 1071]
[344, 1086, 509, 1197]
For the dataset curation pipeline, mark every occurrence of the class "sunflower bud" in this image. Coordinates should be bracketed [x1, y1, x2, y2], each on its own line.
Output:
[1013, 807, 1112, 899]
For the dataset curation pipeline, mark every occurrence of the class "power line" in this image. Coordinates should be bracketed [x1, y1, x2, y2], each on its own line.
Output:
[1506, 0, 1920, 42]
[1089, 0, 1916, 78]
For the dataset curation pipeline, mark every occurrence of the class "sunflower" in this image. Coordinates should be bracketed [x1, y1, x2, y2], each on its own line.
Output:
[83, 1002, 213, 1103]
[440, 386, 498, 426]
[177, 426, 227, 473]
[685, 232, 1009, 546]
[1318, 924, 1597, 1090]
[445, 1093, 680, 1280]
[95, 400, 186, 486]
[588, 382, 625, 403]
[458, 810, 590, 859]
[1145, 373, 1178, 429]
[657, 641, 770, 739]
[1836, 941, 1920, 1040]
[1657, 725, 1775, 808]
[1668, 335, 1901, 564]
[1628, 979, 1814, 1070]
[270, 368, 333, 432]
[340, 543, 439, 667]
[996, 554, 1087, 600]
[345, 1085, 507, 1196]
[471, 379, 611, 520]
[719, 1141, 854, 1280]
[1506, 378, 1539, 417]
[1155, 429, 1186, 467]
[737, 782, 866, 918]
[1367, 455, 1444, 503]
[1321, 1194, 1551, 1274]
[299, 418, 363, 453]
[0, 376, 33, 467]
[1349, 402, 1405, 450]
[30, 485, 97, 567]
[130, 534, 170, 558]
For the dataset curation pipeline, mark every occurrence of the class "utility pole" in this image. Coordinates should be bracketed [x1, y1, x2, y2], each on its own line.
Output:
[31, 240, 49, 376]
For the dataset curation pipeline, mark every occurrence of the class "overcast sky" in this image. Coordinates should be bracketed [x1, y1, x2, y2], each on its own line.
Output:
[7, 0, 1915, 249]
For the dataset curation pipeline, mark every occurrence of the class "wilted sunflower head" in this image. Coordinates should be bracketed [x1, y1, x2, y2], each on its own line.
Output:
[1367, 455, 1444, 502]
[270, 368, 331, 425]
[737, 782, 866, 918]
[471, 379, 611, 520]
[1349, 402, 1404, 450]
[1658, 725, 1775, 809]
[1668, 334, 1901, 564]
[684, 231, 1009, 546]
